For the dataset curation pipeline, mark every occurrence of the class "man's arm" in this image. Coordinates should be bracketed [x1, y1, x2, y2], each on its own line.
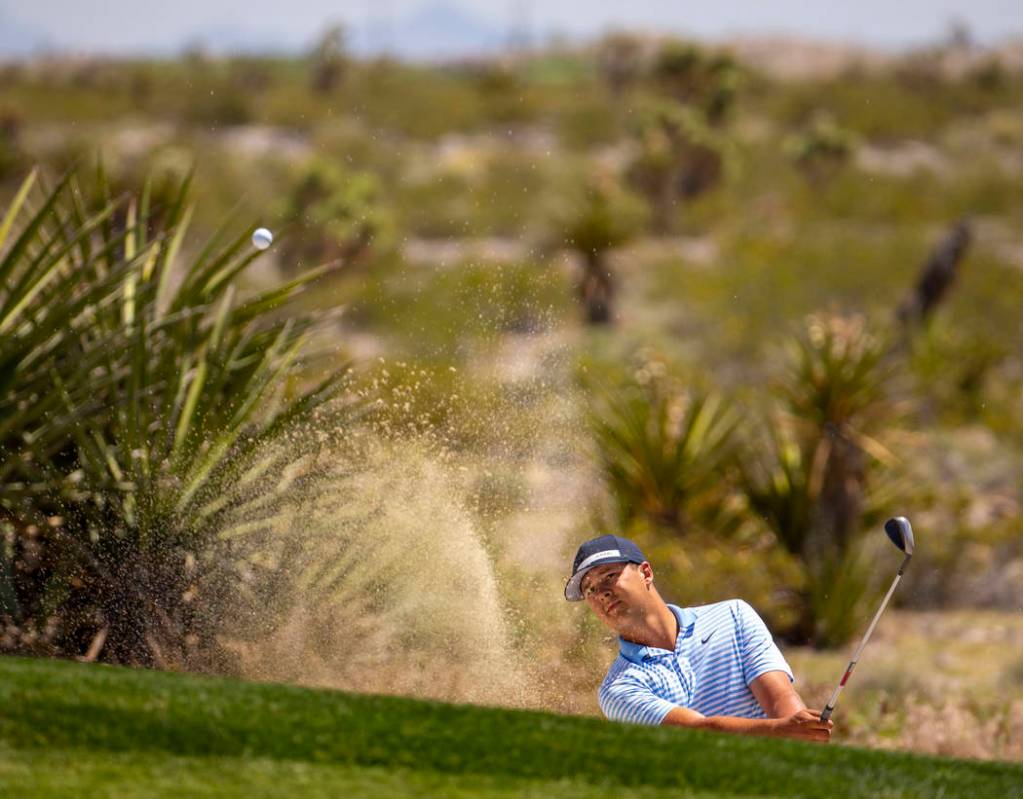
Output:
[749, 670, 807, 718]
[660, 705, 832, 743]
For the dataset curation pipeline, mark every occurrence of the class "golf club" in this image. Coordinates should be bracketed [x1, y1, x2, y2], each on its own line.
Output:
[819, 516, 915, 723]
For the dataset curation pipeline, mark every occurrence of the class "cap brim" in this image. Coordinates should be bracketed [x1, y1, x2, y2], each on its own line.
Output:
[564, 555, 632, 601]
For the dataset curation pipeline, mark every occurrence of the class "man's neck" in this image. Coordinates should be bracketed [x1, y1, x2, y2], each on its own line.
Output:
[618, 599, 678, 652]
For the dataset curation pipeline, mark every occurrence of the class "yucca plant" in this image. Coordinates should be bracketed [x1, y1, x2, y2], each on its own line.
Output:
[591, 370, 739, 536]
[626, 101, 726, 234]
[781, 313, 895, 555]
[595, 32, 645, 97]
[740, 313, 899, 646]
[278, 158, 389, 273]
[649, 41, 741, 125]
[308, 24, 348, 94]
[784, 112, 858, 186]
[0, 164, 358, 668]
[561, 171, 647, 325]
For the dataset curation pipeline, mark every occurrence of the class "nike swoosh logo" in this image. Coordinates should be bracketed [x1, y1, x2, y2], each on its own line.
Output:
[701, 631, 715, 645]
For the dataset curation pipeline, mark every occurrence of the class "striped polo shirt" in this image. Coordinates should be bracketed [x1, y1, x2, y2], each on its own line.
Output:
[598, 600, 793, 725]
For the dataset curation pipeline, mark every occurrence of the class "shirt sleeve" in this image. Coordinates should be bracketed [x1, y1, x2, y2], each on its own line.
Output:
[734, 600, 794, 686]
[599, 676, 678, 726]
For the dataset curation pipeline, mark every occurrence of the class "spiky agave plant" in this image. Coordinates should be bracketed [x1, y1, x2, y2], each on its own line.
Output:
[590, 369, 740, 537]
[740, 313, 900, 646]
[0, 165, 358, 668]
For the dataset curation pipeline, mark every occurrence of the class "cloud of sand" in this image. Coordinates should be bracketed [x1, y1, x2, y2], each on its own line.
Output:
[217, 431, 532, 706]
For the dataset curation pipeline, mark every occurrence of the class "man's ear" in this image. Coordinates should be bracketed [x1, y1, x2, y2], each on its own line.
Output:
[639, 561, 654, 587]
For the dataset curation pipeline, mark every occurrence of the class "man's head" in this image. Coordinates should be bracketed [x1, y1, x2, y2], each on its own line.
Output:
[565, 535, 661, 631]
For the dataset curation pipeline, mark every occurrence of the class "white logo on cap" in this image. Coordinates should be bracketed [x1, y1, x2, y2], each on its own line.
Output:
[577, 549, 621, 571]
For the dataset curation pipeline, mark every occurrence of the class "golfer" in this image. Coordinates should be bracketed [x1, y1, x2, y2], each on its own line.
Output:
[566, 534, 832, 742]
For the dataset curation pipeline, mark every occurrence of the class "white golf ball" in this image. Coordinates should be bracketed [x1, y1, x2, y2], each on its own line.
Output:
[252, 227, 273, 250]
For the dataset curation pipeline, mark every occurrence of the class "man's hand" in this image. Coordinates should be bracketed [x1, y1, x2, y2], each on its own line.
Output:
[661, 705, 833, 743]
[769, 709, 833, 743]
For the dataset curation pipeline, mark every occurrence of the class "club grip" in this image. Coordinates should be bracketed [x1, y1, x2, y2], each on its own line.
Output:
[819, 706, 833, 723]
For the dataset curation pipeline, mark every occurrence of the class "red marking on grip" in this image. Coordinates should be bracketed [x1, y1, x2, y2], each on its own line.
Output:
[839, 671, 852, 687]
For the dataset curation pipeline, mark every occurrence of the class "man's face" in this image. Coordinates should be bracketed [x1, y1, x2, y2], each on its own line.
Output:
[580, 561, 652, 629]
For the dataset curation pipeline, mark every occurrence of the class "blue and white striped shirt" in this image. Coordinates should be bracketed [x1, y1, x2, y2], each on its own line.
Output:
[598, 600, 793, 725]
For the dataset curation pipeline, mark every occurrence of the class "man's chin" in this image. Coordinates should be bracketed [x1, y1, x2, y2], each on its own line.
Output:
[602, 603, 630, 627]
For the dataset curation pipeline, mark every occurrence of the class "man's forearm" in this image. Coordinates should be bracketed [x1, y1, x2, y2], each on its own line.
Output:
[662, 710, 780, 738]
[661, 706, 831, 742]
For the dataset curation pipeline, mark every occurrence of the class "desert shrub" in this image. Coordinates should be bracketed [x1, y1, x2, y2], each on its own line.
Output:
[740, 313, 900, 646]
[589, 364, 740, 536]
[0, 165, 359, 667]
[277, 158, 390, 272]
[785, 112, 858, 185]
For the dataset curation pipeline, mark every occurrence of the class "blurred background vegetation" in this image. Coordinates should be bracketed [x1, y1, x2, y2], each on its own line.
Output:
[2, 24, 1023, 759]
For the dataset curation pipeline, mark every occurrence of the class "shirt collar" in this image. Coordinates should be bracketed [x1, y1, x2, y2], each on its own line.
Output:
[618, 604, 697, 664]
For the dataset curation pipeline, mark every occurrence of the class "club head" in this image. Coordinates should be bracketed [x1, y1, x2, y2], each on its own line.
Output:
[884, 517, 915, 556]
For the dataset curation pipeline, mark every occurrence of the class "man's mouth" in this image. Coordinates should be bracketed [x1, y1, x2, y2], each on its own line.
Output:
[604, 599, 621, 614]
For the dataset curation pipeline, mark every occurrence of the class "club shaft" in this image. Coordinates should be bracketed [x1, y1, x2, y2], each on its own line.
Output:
[820, 555, 910, 722]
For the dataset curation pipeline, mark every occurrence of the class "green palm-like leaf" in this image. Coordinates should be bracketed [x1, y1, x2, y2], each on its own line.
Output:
[739, 422, 816, 558]
[739, 313, 899, 646]
[592, 377, 738, 534]
[0, 164, 361, 667]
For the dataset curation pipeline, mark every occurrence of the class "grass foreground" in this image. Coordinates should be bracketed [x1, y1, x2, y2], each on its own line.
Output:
[1, 656, 1021, 798]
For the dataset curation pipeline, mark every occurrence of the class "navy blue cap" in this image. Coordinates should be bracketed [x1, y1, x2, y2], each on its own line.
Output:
[564, 534, 646, 601]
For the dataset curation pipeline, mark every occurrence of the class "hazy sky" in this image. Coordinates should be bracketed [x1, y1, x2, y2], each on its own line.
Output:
[4, 0, 1022, 54]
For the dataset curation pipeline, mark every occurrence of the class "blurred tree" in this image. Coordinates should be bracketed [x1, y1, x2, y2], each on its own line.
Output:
[626, 102, 725, 234]
[944, 17, 974, 51]
[278, 159, 390, 272]
[897, 220, 972, 328]
[785, 112, 858, 185]
[595, 32, 645, 97]
[561, 172, 646, 324]
[650, 41, 741, 125]
[309, 24, 349, 94]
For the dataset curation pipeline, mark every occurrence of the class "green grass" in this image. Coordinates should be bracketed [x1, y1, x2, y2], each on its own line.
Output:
[1, 656, 1021, 798]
